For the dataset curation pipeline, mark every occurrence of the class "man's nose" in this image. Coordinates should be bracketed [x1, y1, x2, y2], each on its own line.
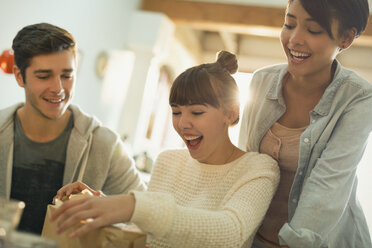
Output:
[50, 76, 64, 95]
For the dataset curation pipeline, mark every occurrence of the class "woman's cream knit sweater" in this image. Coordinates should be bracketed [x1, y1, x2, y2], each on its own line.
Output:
[131, 149, 279, 248]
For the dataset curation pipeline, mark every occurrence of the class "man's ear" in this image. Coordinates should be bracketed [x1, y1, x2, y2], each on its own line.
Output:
[339, 27, 357, 51]
[13, 65, 25, 88]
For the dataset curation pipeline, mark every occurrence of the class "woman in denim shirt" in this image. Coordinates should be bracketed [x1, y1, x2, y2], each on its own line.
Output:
[239, 0, 372, 247]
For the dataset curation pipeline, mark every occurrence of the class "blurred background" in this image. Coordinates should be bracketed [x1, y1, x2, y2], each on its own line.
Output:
[1, 0, 371, 235]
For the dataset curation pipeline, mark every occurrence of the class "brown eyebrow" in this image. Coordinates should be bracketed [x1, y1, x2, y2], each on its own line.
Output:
[34, 68, 74, 74]
[34, 69, 52, 74]
[286, 12, 317, 23]
[171, 103, 207, 107]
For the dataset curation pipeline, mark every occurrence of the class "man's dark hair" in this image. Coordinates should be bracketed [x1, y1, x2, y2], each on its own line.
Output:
[12, 23, 77, 80]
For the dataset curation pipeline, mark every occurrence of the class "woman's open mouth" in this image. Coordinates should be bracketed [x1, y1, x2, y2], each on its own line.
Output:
[184, 135, 203, 150]
[289, 49, 311, 63]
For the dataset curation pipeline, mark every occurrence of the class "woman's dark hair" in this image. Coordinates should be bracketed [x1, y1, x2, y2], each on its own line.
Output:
[289, 0, 369, 39]
[169, 50, 240, 124]
[12, 22, 77, 80]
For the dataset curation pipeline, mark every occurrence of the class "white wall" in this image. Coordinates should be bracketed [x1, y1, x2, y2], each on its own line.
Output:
[0, 0, 140, 123]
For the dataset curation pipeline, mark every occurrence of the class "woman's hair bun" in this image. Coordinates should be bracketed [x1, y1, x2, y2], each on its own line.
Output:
[216, 50, 238, 74]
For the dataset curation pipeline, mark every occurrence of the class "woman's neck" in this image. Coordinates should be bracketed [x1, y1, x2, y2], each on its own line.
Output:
[286, 61, 336, 96]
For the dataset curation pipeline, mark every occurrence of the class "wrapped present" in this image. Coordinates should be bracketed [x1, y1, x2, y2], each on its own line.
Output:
[41, 190, 146, 248]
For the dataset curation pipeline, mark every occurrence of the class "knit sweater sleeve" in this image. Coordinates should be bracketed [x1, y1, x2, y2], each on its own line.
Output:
[130, 150, 279, 247]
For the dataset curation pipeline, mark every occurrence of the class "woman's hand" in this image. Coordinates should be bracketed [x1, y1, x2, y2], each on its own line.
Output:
[54, 181, 103, 203]
[50, 194, 136, 238]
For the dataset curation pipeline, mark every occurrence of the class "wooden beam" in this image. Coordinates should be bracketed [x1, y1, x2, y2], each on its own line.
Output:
[141, 0, 284, 28]
[141, 0, 372, 38]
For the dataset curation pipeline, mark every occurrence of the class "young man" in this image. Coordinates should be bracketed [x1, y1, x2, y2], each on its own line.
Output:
[0, 23, 145, 234]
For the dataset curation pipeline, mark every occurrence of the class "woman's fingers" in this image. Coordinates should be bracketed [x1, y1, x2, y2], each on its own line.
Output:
[50, 197, 86, 221]
[50, 195, 135, 238]
[69, 217, 105, 238]
[57, 207, 98, 234]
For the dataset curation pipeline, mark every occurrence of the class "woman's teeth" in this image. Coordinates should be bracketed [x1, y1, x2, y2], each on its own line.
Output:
[184, 135, 201, 141]
[290, 50, 311, 59]
[184, 135, 203, 147]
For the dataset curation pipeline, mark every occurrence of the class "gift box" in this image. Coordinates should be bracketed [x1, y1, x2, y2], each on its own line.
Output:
[41, 190, 146, 248]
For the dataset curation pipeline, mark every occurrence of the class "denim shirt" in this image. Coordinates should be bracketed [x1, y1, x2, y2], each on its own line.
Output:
[239, 61, 372, 248]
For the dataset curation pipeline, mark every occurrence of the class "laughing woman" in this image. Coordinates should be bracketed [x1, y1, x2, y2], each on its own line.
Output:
[51, 51, 279, 248]
[239, 0, 372, 247]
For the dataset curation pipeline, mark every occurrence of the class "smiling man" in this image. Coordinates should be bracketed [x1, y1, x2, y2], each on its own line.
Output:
[0, 23, 145, 234]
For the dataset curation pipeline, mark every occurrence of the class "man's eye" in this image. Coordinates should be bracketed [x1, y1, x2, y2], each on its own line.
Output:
[192, 112, 204, 116]
[62, 75, 73, 79]
[172, 112, 181, 115]
[37, 76, 49, 79]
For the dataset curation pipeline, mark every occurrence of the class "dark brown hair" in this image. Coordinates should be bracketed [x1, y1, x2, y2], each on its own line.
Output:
[12, 23, 77, 80]
[288, 0, 369, 39]
[169, 50, 240, 124]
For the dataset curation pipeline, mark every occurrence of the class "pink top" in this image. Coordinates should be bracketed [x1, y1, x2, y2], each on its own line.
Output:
[256, 122, 307, 247]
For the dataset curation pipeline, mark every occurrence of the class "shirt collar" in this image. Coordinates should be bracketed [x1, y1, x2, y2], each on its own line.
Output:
[266, 60, 345, 116]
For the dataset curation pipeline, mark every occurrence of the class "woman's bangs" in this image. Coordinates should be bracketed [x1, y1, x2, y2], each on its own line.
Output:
[169, 68, 219, 107]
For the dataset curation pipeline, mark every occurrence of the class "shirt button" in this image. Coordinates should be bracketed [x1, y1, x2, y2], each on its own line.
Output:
[292, 198, 297, 203]
[311, 120, 316, 123]
[304, 138, 310, 143]
[298, 171, 303, 176]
